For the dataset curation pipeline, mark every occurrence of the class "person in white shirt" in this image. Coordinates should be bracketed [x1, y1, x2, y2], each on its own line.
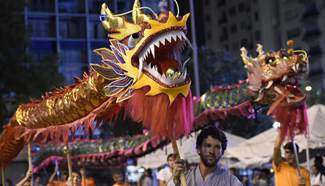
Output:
[311, 165, 325, 186]
[156, 153, 177, 186]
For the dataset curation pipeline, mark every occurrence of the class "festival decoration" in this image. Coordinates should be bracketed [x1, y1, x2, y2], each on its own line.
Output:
[0, 0, 193, 169]
[0, 5, 308, 186]
[196, 41, 309, 140]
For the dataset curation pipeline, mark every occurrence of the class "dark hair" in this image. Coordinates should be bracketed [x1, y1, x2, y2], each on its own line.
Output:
[315, 155, 324, 165]
[167, 153, 177, 160]
[196, 126, 227, 154]
[145, 168, 152, 178]
[283, 142, 299, 153]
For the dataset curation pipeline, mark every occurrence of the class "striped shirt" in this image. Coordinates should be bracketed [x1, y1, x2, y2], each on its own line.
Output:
[167, 164, 242, 186]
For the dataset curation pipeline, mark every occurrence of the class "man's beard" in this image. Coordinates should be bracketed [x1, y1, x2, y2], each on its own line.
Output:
[199, 153, 220, 167]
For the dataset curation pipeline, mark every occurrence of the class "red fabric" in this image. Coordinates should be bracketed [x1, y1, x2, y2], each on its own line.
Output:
[125, 88, 194, 139]
[268, 99, 308, 140]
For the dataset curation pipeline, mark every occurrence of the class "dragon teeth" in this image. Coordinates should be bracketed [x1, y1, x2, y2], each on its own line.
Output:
[166, 33, 172, 43]
[138, 56, 144, 79]
[282, 75, 288, 82]
[265, 80, 273, 89]
[150, 45, 155, 59]
[161, 39, 165, 46]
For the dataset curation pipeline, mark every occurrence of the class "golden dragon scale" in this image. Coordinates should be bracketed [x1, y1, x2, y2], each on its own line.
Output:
[0, 72, 118, 167]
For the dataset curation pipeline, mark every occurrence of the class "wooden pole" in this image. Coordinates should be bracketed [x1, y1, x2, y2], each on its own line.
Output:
[171, 139, 187, 186]
[27, 143, 33, 186]
[65, 143, 72, 179]
[1, 166, 4, 186]
[292, 138, 301, 177]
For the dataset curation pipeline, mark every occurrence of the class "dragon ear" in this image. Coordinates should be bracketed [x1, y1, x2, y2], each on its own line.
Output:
[90, 64, 120, 80]
[132, 0, 151, 24]
[101, 3, 125, 31]
[240, 47, 252, 66]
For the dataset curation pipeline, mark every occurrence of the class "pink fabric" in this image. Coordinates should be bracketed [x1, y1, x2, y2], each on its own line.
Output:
[126, 88, 194, 139]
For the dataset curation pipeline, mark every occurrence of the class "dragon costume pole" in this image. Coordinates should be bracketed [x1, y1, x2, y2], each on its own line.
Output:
[64, 143, 72, 179]
[292, 138, 301, 177]
[1, 167, 4, 186]
[172, 139, 187, 186]
[27, 143, 33, 186]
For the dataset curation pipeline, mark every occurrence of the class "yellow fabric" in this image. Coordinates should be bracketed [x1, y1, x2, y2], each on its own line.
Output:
[47, 180, 66, 186]
[81, 177, 96, 186]
[273, 160, 311, 186]
[112, 183, 130, 186]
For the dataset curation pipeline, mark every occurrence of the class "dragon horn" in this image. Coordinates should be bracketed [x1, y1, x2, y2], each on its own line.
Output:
[287, 40, 295, 54]
[132, 0, 150, 24]
[256, 44, 265, 56]
[256, 43, 265, 61]
[240, 47, 251, 65]
[101, 3, 124, 31]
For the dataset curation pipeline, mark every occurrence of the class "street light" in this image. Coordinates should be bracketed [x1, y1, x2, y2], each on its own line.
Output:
[273, 121, 281, 129]
[189, 0, 200, 97]
[305, 85, 312, 92]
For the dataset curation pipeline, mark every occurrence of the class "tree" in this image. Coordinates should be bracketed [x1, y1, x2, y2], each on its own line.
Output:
[0, 0, 64, 128]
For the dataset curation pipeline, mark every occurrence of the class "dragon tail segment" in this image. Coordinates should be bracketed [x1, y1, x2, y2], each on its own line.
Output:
[194, 80, 254, 127]
[0, 125, 25, 168]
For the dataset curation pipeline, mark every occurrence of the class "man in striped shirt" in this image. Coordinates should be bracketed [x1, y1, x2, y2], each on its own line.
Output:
[168, 126, 242, 186]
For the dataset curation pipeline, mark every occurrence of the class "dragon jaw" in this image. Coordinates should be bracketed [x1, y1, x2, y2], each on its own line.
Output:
[123, 13, 191, 103]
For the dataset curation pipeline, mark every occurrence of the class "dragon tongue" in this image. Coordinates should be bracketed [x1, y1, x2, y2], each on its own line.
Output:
[158, 59, 179, 74]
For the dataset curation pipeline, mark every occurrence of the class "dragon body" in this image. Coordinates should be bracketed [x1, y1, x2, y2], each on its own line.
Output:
[0, 0, 308, 169]
[0, 0, 193, 167]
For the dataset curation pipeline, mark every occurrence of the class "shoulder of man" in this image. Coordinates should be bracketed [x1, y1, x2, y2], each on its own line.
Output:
[219, 166, 243, 185]
[272, 159, 288, 171]
[229, 174, 243, 186]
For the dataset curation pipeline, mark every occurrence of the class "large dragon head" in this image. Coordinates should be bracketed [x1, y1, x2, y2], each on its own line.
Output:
[92, 0, 191, 104]
[241, 40, 308, 104]
[91, 0, 193, 137]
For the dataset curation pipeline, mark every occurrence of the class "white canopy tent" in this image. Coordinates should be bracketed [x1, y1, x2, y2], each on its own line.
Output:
[224, 104, 325, 168]
[137, 132, 245, 169]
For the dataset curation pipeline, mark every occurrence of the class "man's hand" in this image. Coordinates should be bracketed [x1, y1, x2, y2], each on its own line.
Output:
[298, 176, 306, 186]
[172, 159, 186, 185]
[273, 129, 283, 166]
[66, 176, 72, 186]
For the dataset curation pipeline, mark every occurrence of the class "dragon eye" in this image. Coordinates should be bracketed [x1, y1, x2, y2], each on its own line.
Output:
[266, 57, 275, 63]
[265, 56, 276, 66]
[128, 32, 142, 48]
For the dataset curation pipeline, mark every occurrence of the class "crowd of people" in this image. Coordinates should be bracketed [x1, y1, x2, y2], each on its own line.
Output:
[151, 126, 325, 186]
[1, 126, 324, 186]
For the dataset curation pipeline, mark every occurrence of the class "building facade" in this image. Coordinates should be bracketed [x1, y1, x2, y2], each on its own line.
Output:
[201, 0, 325, 88]
[25, 0, 172, 83]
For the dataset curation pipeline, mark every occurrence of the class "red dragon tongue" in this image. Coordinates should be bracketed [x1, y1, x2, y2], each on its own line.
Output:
[158, 59, 179, 74]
